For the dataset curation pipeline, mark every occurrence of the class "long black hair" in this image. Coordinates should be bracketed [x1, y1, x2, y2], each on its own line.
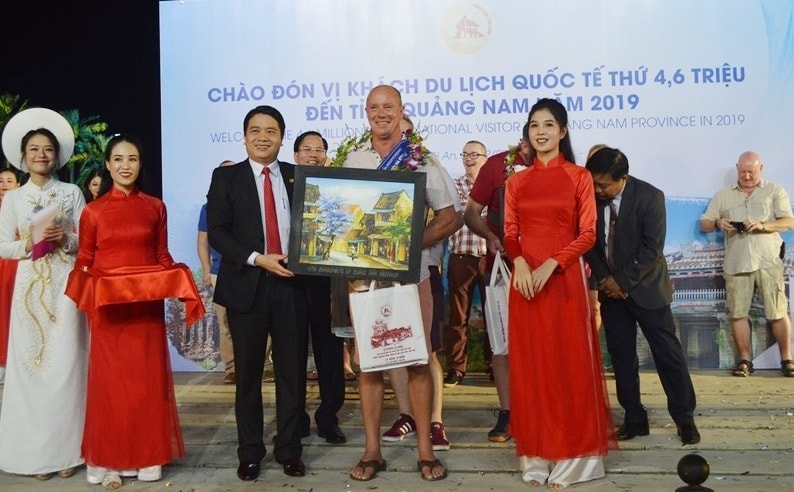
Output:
[526, 98, 576, 164]
[82, 168, 102, 203]
[97, 133, 152, 197]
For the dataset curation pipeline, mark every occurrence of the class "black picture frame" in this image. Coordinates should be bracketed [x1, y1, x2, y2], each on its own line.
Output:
[288, 166, 427, 283]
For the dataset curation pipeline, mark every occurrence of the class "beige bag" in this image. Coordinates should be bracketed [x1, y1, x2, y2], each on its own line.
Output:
[485, 255, 510, 355]
[349, 281, 428, 372]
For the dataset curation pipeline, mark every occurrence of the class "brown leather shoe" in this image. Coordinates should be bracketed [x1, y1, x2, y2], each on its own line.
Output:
[223, 372, 236, 384]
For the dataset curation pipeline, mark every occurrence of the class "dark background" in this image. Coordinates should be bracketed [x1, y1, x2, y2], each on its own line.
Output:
[1, 1, 163, 195]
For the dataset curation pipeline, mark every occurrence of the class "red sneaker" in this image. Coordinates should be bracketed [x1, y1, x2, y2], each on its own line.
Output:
[430, 421, 450, 451]
[382, 413, 416, 441]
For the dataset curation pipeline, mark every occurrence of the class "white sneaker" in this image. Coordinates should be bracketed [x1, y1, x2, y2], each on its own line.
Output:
[120, 469, 137, 477]
[137, 465, 162, 481]
[86, 465, 106, 485]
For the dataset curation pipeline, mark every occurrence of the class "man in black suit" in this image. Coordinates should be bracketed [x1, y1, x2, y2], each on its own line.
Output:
[292, 131, 347, 444]
[207, 105, 309, 480]
[583, 146, 699, 445]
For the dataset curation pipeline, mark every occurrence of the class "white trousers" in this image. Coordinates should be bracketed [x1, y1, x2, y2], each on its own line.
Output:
[520, 455, 604, 487]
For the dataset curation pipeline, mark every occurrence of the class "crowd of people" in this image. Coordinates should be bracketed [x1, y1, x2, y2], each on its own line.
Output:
[0, 85, 791, 489]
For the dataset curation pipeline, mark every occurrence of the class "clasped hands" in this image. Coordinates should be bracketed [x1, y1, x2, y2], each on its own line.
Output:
[512, 257, 558, 299]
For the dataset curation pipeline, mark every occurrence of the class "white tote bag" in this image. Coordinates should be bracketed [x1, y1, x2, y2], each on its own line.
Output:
[349, 281, 429, 372]
[485, 255, 510, 355]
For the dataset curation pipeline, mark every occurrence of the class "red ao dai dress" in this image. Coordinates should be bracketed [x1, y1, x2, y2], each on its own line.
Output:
[503, 155, 616, 487]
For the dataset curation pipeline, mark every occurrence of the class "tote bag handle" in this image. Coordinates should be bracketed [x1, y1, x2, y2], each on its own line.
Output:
[489, 254, 511, 286]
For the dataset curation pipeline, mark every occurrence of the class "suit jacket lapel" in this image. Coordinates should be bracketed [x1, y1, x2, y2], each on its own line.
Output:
[277, 161, 295, 204]
[239, 158, 261, 206]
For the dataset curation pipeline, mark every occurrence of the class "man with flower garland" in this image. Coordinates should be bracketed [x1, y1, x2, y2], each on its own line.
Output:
[342, 85, 461, 482]
[380, 115, 460, 453]
[462, 122, 530, 442]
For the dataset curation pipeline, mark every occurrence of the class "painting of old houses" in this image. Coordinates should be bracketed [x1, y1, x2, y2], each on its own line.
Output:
[365, 190, 414, 265]
[289, 167, 426, 282]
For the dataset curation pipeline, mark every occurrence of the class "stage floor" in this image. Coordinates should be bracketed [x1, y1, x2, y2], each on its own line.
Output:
[0, 370, 792, 490]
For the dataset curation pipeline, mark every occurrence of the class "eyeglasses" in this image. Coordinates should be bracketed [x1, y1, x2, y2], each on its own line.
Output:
[298, 146, 326, 153]
[460, 152, 485, 159]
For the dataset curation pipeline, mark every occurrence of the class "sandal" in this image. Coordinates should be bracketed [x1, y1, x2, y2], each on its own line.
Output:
[781, 359, 794, 377]
[417, 459, 448, 481]
[33, 472, 53, 481]
[349, 459, 386, 481]
[101, 470, 122, 490]
[732, 359, 754, 377]
[344, 371, 357, 381]
[57, 467, 76, 478]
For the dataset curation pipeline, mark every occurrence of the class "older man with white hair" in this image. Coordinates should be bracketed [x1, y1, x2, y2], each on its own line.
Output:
[700, 151, 794, 378]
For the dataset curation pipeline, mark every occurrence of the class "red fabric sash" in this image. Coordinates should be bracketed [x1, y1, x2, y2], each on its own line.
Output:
[66, 263, 205, 327]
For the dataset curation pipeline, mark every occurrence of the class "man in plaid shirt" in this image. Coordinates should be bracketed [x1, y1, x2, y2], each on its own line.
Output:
[443, 141, 488, 387]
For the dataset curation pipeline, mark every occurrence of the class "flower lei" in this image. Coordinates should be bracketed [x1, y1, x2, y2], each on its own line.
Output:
[329, 129, 371, 168]
[504, 142, 521, 177]
[329, 127, 430, 171]
[399, 128, 429, 171]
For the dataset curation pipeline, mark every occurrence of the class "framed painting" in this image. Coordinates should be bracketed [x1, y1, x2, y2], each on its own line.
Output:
[288, 166, 427, 283]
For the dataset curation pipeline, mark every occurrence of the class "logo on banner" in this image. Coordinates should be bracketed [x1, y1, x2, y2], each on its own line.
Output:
[441, 2, 493, 54]
[381, 304, 392, 317]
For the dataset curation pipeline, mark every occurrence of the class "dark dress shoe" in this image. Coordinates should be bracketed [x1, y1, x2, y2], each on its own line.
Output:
[318, 424, 347, 444]
[616, 422, 650, 441]
[237, 462, 260, 481]
[281, 458, 306, 477]
[677, 422, 701, 445]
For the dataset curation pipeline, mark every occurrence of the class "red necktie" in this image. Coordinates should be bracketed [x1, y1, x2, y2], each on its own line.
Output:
[262, 167, 282, 254]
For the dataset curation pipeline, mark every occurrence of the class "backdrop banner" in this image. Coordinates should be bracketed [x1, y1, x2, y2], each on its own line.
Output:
[160, 0, 794, 371]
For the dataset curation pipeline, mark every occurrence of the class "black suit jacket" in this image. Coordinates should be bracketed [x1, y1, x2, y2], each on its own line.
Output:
[583, 176, 673, 310]
[207, 159, 296, 312]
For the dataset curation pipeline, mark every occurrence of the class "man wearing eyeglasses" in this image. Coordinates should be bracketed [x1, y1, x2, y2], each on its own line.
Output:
[294, 132, 329, 166]
[443, 142, 488, 388]
[290, 131, 347, 445]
